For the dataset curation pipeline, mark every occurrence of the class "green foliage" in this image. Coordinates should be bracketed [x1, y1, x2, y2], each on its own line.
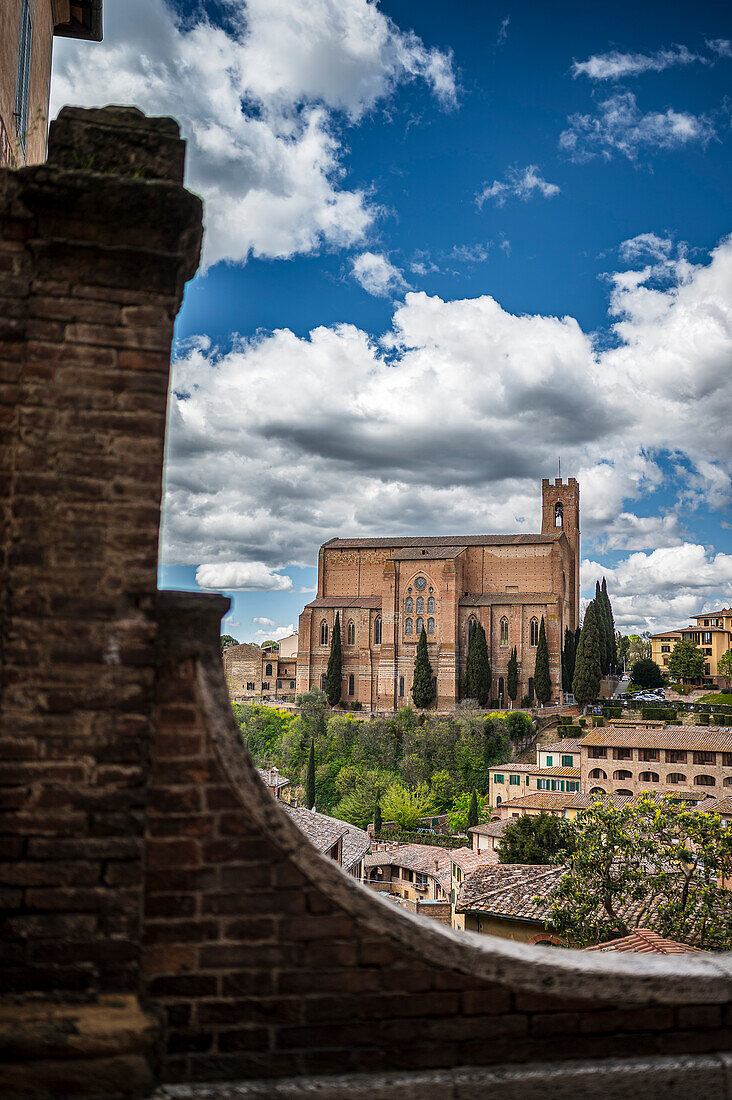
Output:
[220, 634, 239, 653]
[572, 601, 602, 706]
[412, 627, 435, 709]
[533, 615, 552, 704]
[668, 639, 706, 683]
[498, 812, 573, 865]
[465, 623, 491, 705]
[467, 789, 479, 828]
[507, 646, 519, 702]
[717, 651, 732, 690]
[325, 612, 343, 706]
[545, 794, 732, 948]
[333, 769, 394, 829]
[594, 584, 609, 674]
[601, 578, 618, 672]
[641, 706, 677, 722]
[374, 803, 383, 835]
[381, 782, 435, 830]
[430, 769, 459, 811]
[562, 629, 575, 693]
[448, 790, 488, 834]
[305, 739, 316, 809]
[630, 658, 664, 689]
[617, 633, 630, 667]
[700, 692, 732, 705]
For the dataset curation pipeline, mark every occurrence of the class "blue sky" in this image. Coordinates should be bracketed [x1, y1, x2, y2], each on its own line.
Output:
[52, 0, 732, 640]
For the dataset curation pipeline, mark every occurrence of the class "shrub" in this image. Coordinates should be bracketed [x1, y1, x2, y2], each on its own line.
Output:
[602, 707, 622, 719]
[593, 716, 605, 727]
[521, 694, 532, 708]
[641, 707, 677, 722]
[578, 718, 587, 728]
[698, 713, 710, 726]
[352, 701, 362, 710]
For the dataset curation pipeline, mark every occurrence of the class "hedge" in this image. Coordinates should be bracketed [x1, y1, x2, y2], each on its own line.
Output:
[641, 707, 677, 721]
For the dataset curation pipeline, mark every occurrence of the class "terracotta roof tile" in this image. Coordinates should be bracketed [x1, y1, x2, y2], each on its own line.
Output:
[450, 847, 501, 874]
[256, 767, 290, 789]
[584, 928, 702, 954]
[580, 727, 732, 752]
[469, 820, 509, 838]
[491, 764, 579, 776]
[540, 739, 583, 754]
[364, 845, 452, 892]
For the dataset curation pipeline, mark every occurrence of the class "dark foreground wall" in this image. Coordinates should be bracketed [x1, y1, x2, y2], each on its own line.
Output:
[2, 107, 732, 1099]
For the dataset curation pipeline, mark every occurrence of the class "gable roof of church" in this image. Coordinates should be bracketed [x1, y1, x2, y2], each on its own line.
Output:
[323, 533, 561, 549]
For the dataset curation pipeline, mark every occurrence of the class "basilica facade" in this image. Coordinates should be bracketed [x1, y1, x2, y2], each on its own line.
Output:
[296, 478, 579, 711]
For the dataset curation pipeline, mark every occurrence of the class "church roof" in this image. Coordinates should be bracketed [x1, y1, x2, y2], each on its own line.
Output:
[323, 533, 561, 549]
[391, 546, 466, 560]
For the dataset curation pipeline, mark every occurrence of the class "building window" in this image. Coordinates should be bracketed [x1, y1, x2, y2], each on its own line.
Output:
[374, 617, 382, 645]
[405, 597, 413, 614]
[661, 645, 670, 653]
[415, 872, 429, 891]
[613, 748, 632, 760]
[613, 770, 632, 781]
[416, 616, 424, 635]
[493, 774, 504, 784]
[348, 674, 354, 696]
[265, 663, 273, 676]
[427, 617, 435, 634]
[500, 617, 509, 646]
[693, 752, 716, 766]
[589, 768, 607, 779]
[639, 772, 659, 783]
[246, 681, 255, 691]
[639, 749, 659, 762]
[667, 773, 687, 785]
[399, 676, 405, 698]
[555, 502, 563, 527]
[262, 682, 270, 690]
[416, 596, 424, 614]
[665, 750, 687, 764]
[320, 674, 327, 690]
[427, 596, 435, 613]
[276, 679, 281, 689]
[14, 0, 33, 157]
[468, 616, 477, 641]
[588, 747, 607, 759]
[561, 755, 574, 767]
[405, 617, 413, 635]
[320, 621, 328, 646]
[546, 755, 553, 766]
[347, 620, 355, 645]
[498, 676, 504, 698]
[431, 676, 437, 696]
[528, 677, 534, 702]
[509, 774, 520, 785]
[723, 754, 732, 767]
[695, 775, 716, 787]
[290, 680, 295, 689]
[530, 618, 539, 646]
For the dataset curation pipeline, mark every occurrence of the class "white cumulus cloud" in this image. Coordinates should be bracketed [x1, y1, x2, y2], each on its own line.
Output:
[572, 45, 703, 81]
[477, 165, 560, 208]
[51, 0, 455, 268]
[196, 562, 293, 591]
[560, 92, 715, 162]
[352, 252, 408, 297]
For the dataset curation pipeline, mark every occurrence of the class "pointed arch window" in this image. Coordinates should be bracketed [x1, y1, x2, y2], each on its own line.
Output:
[427, 596, 435, 613]
[405, 596, 413, 614]
[468, 616, 477, 641]
[555, 502, 563, 527]
[405, 617, 413, 635]
[416, 596, 424, 614]
[320, 621, 328, 646]
[416, 616, 424, 635]
[374, 617, 382, 645]
[500, 617, 509, 646]
[530, 617, 539, 646]
[427, 617, 435, 634]
[347, 620, 355, 645]
[348, 674, 355, 696]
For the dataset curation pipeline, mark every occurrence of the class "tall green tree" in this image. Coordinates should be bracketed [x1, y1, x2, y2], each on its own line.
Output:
[533, 615, 552, 705]
[630, 658, 663, 689]
[668, 639, 706, 683]
[562, 627, 575, 692]
[412, 627, 435, 709]
[617, 633, 630, 670]
[507, 646, 519, 706]
[220, 634, 239, 653]
[381, 782, 435, 830]
[465, 622, 491, 705]
[467, 789, 480, 828]
[718, 649, 732, 691]
[594, 585, 609, 674]
[601, 578, 618, 673]
[324, 612, 342, 707]
[305, 738, 316, 809]
[572, 602, 602, 707]
[373, 802, 383, 836]
[498, 813, 573, 865]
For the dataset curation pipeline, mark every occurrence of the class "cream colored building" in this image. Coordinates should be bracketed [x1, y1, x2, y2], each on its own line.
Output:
[651, 608, 732, 687]
[488, 763, 581, 808]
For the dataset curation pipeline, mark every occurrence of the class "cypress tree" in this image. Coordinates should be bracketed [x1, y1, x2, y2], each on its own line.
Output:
[507, 646, 519, 706]
[573, 601, 602, 707]
[464, 622, 478, 701]
[575, 624, 582, 659]
[533, 615, 552, 705]
[466, 623, 491, 706]
[374, 803, 382, 836]
[594, 584, 609, 674]
[563, 626, 576, 692]
[324, 611, 342, 707]
[467, 789, 480, 828]
[412, 627, 435, 709]
[602, 577, 618, 673]
[305, 738, 316, 809]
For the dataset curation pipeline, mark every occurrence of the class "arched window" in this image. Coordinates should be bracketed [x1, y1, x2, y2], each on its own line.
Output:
[416, 616, 424, 635]
[416, 596, 424, 614]
[374, 617, 382, 645]
[405, 617, 413, 635]
[496, 795, 502, 806]
[530, 618, 539, 646]
[265, 663, 272, 676]
[667, 773, 687, 785]
[695, 774, 716, 787]
[348, 674, 354, 696]
[498, 676, 504, 698]
[613, 769, 632, 781]
[639, 772, 659, 783]
[589, 787, 606, 795]
[615, 789, 633, 797]
[405, 596, 413, 614]
[427, 617, 435, 634]
[555, 502, 563, 527]
[427, 596, 435, 613]
[347, 620, 355, 645]
[468, 616, 477, 641]
[320, 621, 328, 646]
[589, 768, 607, 780]
[724, 777, 732, 787]
[500, 617, 509, 645]
[289, 680, 295, 689]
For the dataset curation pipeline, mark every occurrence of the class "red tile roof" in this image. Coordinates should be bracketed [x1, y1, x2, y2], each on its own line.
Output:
[584, 929, 702, 955]
[579, 727, 732, 752]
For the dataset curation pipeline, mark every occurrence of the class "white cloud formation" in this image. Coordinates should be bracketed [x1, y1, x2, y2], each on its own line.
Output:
[583, 544, 732, 632]
[497, 17, 510, 46]
[707, 40, 732, 59]
[51, 0, 454, 268]
[477, 165, 560, 207]
[250, 622, 296, 643]
[196, 562, 293, 590]
[351, 252, 408, 297]
[572, 45, 703, 81]
[162, 235, 732, 583]
[252, 616, 278, 627]
[559, 92, 715, 162]
[619, 233, 674, 263]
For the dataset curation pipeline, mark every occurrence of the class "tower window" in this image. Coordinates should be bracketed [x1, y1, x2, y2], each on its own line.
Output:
[427, 617, 435, 634]
[348, 674, 355, 696]
[416, 616, 424, 635]
[427, 596, 435, 613]
[555, 502, 563, 527]
[500, 617, 509, 645]
[320, 621, 328, 646]
[530, 617, 539, 646]
[399, 676, 405, 698]
[468, 616, 477, 641]
[405, 617, 413, 635]
[14, 0, 33, 157]
[416, 596, 424, 614]
[265, 663, 273, 676]
[347, 620, 355, 645]
[405, 596, 413, 614]
[374, 617, 382, 645]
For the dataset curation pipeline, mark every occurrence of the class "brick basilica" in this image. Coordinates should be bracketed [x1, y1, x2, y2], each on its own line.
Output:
[296, 477, 579, 711]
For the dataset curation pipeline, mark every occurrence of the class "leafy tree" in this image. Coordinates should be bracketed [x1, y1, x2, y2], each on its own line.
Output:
[533, 616, 552, 705]
[324, 612, 342, 706]
[617, 633, 630, 670]
[333, 770, 393, 829]
[220, 634, 239, 652]
[562, 628, 575, 693]
[412, 627, 435, 709]
[381, 781, 435, 830]
[668, 639, 706, 683]
[507, 646, 519, 705]
[260, 640, 279, 650]
[465, 622, 491, 706]
[627, 633, 651, 663]
[374, 802, 383, 836]
[572, 601, 602, 707]
[334, 764, 360, 797]
[498, 812, 573, 865]
[601, 578, 618, 672]
[448, 790, 489, 833]
[630, 658, 663, 689]
[305, 738, 316, 809]
[467, 789, 480, 829]
[430, 769, 459, 811]
[718, 649, 732, 691]
[544, 795, 732, 948]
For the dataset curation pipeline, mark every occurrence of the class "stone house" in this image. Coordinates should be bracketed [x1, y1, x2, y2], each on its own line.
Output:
[223, 639, 298, 701]
[255, 766, 291, 802]
[651, 607, 732, 687]
[364, 844, 452, 903]
[468, 819, 508, 857]
[488, 762, 581, 807]
[297, 477, 580, 710]
[282, 804, 370, 879]
[536, 737, 582, 769]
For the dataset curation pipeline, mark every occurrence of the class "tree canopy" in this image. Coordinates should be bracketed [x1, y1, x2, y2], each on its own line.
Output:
[412, 627, 435, 708]
[718, 650, 732, 690]
[498, 812, 573, 865]
[668, 639, 706, 683]
[220, 634, 239, 652]
[305, 738, 316, 809]
[630, 658, 663, 689]
[324, 611, 342, 706]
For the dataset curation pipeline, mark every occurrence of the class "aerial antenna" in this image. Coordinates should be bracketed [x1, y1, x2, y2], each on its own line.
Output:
[558, 456, 561, 479]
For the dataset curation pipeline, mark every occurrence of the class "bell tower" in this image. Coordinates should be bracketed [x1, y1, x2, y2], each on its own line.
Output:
[542, 477, 580, 629]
